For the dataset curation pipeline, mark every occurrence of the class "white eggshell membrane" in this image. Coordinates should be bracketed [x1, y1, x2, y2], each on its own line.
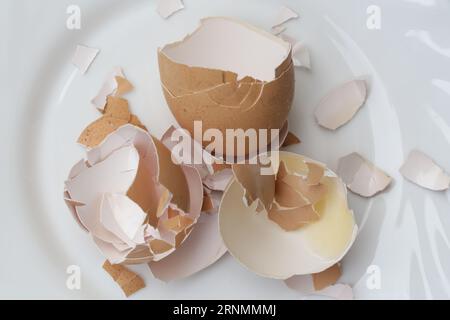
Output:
[161, 17, 291, 81]
[219, 152, 357, 279]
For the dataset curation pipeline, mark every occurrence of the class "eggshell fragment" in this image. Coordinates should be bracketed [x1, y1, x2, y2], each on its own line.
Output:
[203, 168, 233, 192]
[272, 6, 299, 28]
[103, 96, 131, 121]
[292, 42, 311, 69]
[314, 80, 367, 130]
[219, 152, 357, 279]
[78, 96, 149, 148]
[77, 116, 129, 148]
[71, 45, 99, 74]
[338, 152, 392, 197]
[312, 263, 342, 290]
[156, 0, 184, 19]
[268, 203, 319, 231]
[158, 17, 294, 156]
[282, 174, 327, 205]
[91, 67, 125, 110]
[285, 273, 353, 300]
[400, 150, 450, 191]
[271, 25, 286, 36]
[114, 76, 134, 96]
[282, 131, 301, 147]
[160, 125, 236, 192]
[232, 162, 275, 212]
[201, 193, 214, 212]
[274, 179, 309, 208]
[103, 260, 145, 297]
[305, 162, 325, 186]
[148, 211, 227, 282]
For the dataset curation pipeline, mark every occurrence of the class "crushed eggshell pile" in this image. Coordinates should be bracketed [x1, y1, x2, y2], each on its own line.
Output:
[65, 124, 204, 264]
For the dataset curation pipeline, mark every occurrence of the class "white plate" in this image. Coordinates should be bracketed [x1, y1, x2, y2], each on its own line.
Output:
[2, 0, 450, 299]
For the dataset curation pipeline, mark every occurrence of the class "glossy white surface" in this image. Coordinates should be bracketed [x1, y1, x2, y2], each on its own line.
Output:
[2, 0, 450, 299]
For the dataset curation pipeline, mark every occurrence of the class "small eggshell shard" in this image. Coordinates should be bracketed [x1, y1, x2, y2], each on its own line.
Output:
[400, 150, 450, 191]
[285, 274, 353, 300]
[103, 96, 131, 121]
[77, 116, 129, 148]
[203, 168, 233, 192]
[71, 44, 99, 74]
[271, 25, 286, 36]
[282, 131, 301, 147]
[274, 179, 309, 208]
[148, 211, 227, 282]
[202, 193, 214, 212]
[91, 67, 125, 110]
[272, 6, 299, 28]
[305, 162, 325, 186]
[268, 203, 319, 231]
[160, 125, 214, 178]
[114, 76, 134, 96]
[292, 42, 310, 69]
[338, 152, 392, 197]
[158, 17, 294, 157]
[232, 162, 275, 212]
[100, 193, 147, 247]
[129, 114, 147, 130]
[156, 0, 184, 19]
[277, 161, 290, 180]
[103, 260, 145, 297]
[219, 152, 357, 279]
[311, 263, 341, 290]
[282, 174, 327, 205]
[314, 80, 367, 130]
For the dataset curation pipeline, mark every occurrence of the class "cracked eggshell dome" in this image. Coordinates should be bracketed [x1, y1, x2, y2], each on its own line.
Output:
[158, 17, 294, 157]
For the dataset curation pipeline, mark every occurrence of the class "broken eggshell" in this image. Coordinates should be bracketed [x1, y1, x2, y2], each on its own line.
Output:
[156, 0, 184, 19]
[148, 209, 227, 282]
[314, 80, 367, 130]
[64, 124, 203, 264]
[400, 149, 450, 191]
[272, 6, 299, 29]
[71, 44, 99, 74]
[140, 125, 230, 280]
[219, 151, 357, 279]
[337, 152, 392, 197]
[158, 17, 294, 157]
[285, 265, 353, 300]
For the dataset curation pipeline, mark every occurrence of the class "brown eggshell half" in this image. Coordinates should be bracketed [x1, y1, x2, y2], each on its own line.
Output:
[158, 17, 294, 157]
